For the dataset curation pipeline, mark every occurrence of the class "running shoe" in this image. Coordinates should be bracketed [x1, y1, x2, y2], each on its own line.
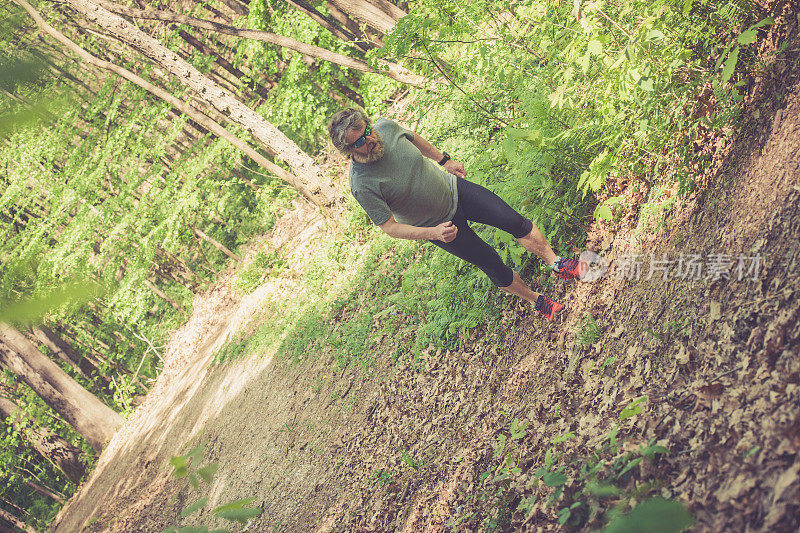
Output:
[553, 256, 584, 281]
[535, 294, 563, 322]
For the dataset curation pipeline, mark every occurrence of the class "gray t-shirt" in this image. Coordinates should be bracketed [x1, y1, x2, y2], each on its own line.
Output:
[349, 118, 458, 227]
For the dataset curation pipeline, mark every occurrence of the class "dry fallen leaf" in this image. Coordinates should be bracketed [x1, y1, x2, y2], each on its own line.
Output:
[772, 462, 800, 504]
[676, 344, 691, 365]
[710, 301, 722, 321]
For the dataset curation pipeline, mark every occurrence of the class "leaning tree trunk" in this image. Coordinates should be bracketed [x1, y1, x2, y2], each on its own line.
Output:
[326, 0, 405, 36]
[29, 326, 112, 393]
[24, 480, 66, 503]
[0, 324, 123, 453]
[0, 396, 86, 483]
[0, 507, 36, 533]
[62, 0, 348, 210]
[92, 1, 424, 86]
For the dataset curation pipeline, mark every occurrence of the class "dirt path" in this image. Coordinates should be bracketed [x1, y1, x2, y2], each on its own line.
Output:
[53, 11, 800, 533]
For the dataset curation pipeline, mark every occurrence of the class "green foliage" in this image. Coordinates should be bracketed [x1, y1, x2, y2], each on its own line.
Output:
[457, 400, 677, 530]
[239, 0, 399, 151]
[378, 0, 768, 224]
[576, 314, 602, 347]
[605, 497, 695, 533]
[399, 449, 420, 470]
[163, 444, 262, 532]
[232, 248, 286, 294]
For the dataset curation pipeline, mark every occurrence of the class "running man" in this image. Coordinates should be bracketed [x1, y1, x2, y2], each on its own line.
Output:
[327, 109, 583, 321]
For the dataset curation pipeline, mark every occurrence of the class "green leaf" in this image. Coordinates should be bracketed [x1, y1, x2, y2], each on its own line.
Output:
[646, 29, 664, 41]
[751, 17, 775, 30]
[588, 40, 603, 55]
[715, 44, 732, 71]
[180, 498, 209, 518]
[552, 431, 576, 444]
[188, 473, 199, 490]
[215, 508, 262, 525]
[617, 457, 642, 478]
[620, 397, 647, 420]
[578, 53, 590, 74]
[721, 46, 740, 84]
[176, 527, 209, 533]
[595, 206, 613, 220]
[639, 77, 654, 92]
[493, 434, 507, 458]
[604, 498, 695, 533]
[501, 138, 516, 159]
[213, 498, 256, 514]
[0, 279, 104, 325]
[510, 418, 528, 440]
[744, 445, 761, 457]
[736, 30, 757, 45]
[184, 444, 206, 463]
[585, 481, 621, 497]
[543, 471, 567, 487]
[197, 464, 218, 483]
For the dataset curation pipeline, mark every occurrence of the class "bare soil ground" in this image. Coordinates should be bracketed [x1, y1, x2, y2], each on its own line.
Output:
[52, 8, 800, 533]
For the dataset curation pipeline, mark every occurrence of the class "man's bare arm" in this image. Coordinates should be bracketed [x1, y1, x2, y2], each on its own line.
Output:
[380, 215, 458, 242]
[408, 133, 467, 178]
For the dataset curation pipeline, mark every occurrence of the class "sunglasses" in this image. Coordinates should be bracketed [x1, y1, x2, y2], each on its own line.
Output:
[348, 124, 372, 149]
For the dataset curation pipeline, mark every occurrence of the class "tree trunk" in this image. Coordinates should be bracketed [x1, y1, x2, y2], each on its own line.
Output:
[0, 507, 35, 533]
[326, 2, 384, 46]
[326, 0, 405, 36]
[143, 280, 187, 316]
[14, 0, 333, 212]
[24, 480, 66, 503]
[177, 29, 273, 100]
[217, 0, 248, 16]
[0, 324, 123, 453]
[191, 226, 240, 261]
[0, 396, 86, 483]
[29, 326, 112, 393]
[284, 0, 374, 51]
[94, 0, 423, 86]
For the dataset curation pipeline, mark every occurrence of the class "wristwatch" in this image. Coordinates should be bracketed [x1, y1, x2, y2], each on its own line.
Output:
[438, 151, 450, 166]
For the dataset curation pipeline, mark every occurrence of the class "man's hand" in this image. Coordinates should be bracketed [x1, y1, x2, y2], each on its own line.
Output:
[431, 221, 458, 243]
[444, 159, 466, 178]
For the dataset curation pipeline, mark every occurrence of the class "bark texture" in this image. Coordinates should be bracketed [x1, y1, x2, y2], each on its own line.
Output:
[326, 0, 405, 35]
[0, 396, 86, 483]
[29, 326, 111, 392]
[0, 324, 123, 453]
[0, 507, 35, 533]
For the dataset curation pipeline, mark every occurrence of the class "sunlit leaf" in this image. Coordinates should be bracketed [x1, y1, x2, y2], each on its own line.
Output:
[605, 498, 695, 533]
[212, 498, 256, 513]
[180, 498, 209, 518]
[721, 47, 739, 84]
[543, 471, 567, 487]
[736, 30, 757, 45]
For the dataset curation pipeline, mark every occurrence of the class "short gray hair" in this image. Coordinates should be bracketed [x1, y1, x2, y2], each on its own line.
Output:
[327, 108, 369, 153]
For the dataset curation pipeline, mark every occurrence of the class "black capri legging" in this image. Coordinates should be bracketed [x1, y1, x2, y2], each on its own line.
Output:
[429, 178, 533, 288]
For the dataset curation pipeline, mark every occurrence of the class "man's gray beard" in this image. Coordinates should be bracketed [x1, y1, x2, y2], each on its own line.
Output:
[361, 133, 386, 163]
